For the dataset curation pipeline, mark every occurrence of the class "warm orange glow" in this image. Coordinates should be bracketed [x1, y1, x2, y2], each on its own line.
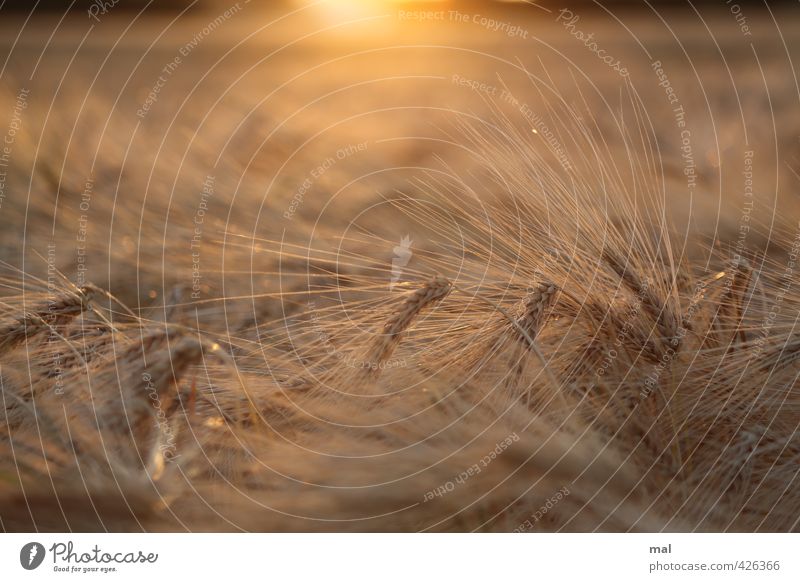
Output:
[313, 0, 447, 21]
[316, 0, 396, 20]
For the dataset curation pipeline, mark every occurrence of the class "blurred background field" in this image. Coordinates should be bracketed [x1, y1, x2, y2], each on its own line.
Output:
[0, 0, 798, 313]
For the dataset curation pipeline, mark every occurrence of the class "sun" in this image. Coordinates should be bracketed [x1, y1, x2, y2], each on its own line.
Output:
[313, 0, 446, 20]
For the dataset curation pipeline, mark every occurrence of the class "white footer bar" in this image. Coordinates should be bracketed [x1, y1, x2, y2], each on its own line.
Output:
[1, 533, 796, 580]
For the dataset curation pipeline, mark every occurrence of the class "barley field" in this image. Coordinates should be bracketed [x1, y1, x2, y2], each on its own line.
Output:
[1, 1, 800, 532]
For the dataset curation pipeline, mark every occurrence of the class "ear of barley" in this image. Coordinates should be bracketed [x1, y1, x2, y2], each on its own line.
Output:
[0, 284, 99, 353]
[603, 249, 680, 348]
[368, 275, 451, 367]
[514, 281, 559, 342]
[97, 330, 204, 439]
[484, 281, 560, 377]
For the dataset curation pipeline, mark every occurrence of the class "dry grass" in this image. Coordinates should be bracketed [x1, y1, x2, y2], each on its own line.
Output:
[1, 7, 800, 533]
[3, 102, 798, 532]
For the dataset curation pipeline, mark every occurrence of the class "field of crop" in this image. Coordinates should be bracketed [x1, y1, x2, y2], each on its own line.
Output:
[1, 1, 799, 531]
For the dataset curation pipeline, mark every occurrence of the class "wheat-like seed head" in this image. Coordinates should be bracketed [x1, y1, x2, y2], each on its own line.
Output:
[603, 249, 681, 350]
[92, 330, 205, 438]
[0, 284, 99, 353]
[458, 282, 560, 373]
[514, 281, 559, 343]
[369, 275, 452, 366]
